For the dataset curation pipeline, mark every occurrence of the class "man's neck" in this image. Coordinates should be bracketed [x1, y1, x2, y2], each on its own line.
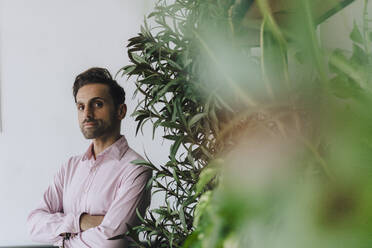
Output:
[92, 133, 122, 158]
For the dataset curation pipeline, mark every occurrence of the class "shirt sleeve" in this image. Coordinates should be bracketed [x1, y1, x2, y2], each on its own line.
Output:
[64, 166, 152, 248]
[26, 161, 83, 245]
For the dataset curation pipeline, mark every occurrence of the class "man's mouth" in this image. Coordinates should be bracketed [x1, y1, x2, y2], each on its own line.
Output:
[84, 122, 97, 127]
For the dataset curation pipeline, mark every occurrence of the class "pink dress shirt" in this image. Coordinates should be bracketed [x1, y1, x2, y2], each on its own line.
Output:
[27, 136, 151, 248]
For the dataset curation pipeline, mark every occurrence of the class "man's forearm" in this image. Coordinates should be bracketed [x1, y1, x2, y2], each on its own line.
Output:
[79, 213, 105, 231]
[27, 209, 82, 244]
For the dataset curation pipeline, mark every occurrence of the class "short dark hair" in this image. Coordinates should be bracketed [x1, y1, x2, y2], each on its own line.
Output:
[73, 67, 125, 108]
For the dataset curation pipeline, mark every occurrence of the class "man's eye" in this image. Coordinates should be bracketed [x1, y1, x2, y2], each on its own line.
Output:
[94, 102, 103, 108]
[78, 105, 84, 111]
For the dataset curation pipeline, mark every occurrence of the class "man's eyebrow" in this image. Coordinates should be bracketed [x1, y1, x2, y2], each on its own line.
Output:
[90, 97, 106, 102]
[76, 97, 107, 105]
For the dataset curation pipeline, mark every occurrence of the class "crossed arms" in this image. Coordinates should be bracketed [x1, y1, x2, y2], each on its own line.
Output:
[26, 162, 151, 247]
[59, 214, 104, 239]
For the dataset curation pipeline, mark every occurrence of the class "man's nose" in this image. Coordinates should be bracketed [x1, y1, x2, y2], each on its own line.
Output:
[83, 105, 93, 119]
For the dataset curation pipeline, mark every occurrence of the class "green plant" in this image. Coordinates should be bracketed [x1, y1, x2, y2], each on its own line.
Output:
[182, 0, 372, 247]
[119, 0, 372, 247]
[119, 0, 270, 246]
[119, 1, 220, 247]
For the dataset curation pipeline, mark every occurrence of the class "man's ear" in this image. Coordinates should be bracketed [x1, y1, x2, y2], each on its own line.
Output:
[117, 104, 127, 120]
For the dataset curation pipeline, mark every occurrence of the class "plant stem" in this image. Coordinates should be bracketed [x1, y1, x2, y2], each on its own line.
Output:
[257, 0, 291, 94]
[260, 19, 275, 100]
[256, 0, 287, 46]
[363, 0, 370, 58]
[302, 0, 327, 86]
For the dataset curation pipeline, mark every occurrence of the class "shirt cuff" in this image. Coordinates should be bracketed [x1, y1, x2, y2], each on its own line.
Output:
[75, 212, 85, 233]
[53, 237, 63, 247]
[62, 212, 84, 234]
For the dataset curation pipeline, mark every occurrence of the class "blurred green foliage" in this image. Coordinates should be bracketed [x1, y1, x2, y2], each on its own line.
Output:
[120, 0, 372, 247]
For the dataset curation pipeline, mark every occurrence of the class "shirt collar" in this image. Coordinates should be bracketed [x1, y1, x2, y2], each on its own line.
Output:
[82, 135, 129, 161]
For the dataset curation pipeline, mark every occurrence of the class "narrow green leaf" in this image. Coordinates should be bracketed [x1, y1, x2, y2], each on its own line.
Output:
[188, 113, 206, 129]
[171, 99, 178, 122]
[159, 121, 183, 130]
[146, 176, 154, 189]
[350, 21, 364, 45]
[176, 98, 187, 126]
[351, 43, 368, 65]
[172, 168, 181, 186]
[152, 119, 162, 139]
[179, 207, 188, 231]
[329, 49, 366, 88]
[166, 58, 183, 70]
[170, 135, 184, 161]
[163, 135, 178, 141]
[329, 75, 361, 99]
[148, 78, 179, 106]
[136, 208, 145, 223]
[193, 191, 212, 228]
[131, 159, 152, 166]
[147, 11, 159, 19]
[131, 53, 147, 64]
[195, 166, 218, 195]
[135, 118, 144, 136]
[120, 65, 136, 76]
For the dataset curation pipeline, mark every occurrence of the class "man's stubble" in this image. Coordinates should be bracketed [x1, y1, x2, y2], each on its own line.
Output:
[80, 114, 117, 139]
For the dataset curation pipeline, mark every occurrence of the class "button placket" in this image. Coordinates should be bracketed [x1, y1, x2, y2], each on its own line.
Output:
[85, 159, 100, 194]
[83, 159, 98, 210]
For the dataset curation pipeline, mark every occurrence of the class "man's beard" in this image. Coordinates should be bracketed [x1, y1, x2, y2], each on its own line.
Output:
[80, 118, 115, 139]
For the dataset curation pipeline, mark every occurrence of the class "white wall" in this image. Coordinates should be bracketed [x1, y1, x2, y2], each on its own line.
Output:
[320, 0, 371, 51]
[0, 0, 170, 246]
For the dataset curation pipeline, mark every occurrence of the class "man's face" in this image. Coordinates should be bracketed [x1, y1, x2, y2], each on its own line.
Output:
[76, 83, 118, 139]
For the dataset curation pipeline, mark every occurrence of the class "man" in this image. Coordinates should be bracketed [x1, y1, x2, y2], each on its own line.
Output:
[27, 67, 151, 247]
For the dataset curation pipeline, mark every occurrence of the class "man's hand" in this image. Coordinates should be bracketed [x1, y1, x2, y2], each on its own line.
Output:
[79, 213, 105, 232]
[59, 232, 77, 238]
